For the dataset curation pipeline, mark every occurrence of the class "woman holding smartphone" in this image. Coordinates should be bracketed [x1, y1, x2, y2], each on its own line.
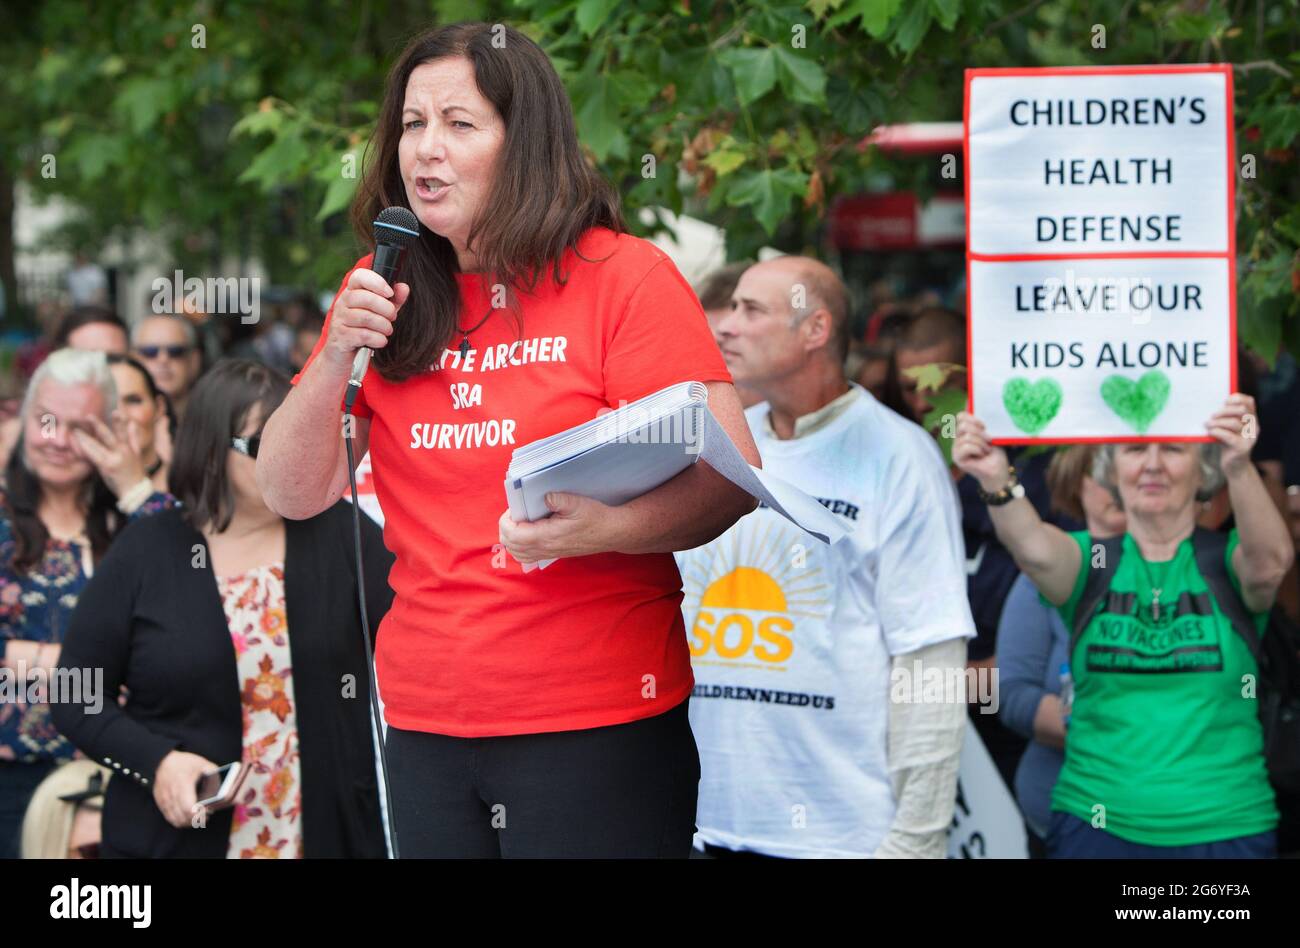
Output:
[53, 360, 394, 858]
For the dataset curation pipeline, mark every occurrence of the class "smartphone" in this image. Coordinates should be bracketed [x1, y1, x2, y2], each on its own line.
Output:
[195, 762, 249, 812]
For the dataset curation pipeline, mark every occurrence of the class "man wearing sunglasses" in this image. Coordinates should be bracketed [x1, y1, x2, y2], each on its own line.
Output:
[132, 315, 203, 420]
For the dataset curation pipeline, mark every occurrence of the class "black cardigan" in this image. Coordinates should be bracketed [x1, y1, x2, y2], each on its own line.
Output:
[51, 501, 394, 858]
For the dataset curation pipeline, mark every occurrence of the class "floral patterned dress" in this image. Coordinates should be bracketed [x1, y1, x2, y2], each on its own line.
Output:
[0, 482, 176, 763]
[216, 561, 304, 859]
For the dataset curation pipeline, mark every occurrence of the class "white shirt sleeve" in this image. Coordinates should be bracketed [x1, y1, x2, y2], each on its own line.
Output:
[875, 434, 977, 655]
[874, 635, 969, 858]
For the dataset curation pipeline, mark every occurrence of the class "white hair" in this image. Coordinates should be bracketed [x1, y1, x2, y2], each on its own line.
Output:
[20, 348, 118, 424]
[1091, 441, 1226, 508]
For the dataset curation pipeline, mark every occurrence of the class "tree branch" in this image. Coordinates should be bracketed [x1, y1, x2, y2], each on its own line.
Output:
[964, 0, 1048, 47]
[1233, 60, 1294, 79]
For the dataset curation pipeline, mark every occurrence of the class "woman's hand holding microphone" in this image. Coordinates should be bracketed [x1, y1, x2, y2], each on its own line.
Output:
[317, 268, 411, 377]
[256, 266, 411, 519]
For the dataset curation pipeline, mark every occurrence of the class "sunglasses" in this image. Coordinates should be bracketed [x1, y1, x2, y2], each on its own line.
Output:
[230, 435, 261, 459]
[136, 345, 193, 360]
[70, 841, 101, 859]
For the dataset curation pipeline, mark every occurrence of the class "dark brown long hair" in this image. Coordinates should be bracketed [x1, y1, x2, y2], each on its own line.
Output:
[170, 360, 291, 533]
[3, 437, 118, 575]
[350, 21, 625, 382]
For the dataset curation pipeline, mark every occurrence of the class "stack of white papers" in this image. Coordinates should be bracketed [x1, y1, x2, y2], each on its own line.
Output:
[504, 381, 848, 570]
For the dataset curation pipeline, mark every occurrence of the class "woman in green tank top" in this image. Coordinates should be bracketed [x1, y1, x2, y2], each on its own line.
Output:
[953, 393, 1292, 857]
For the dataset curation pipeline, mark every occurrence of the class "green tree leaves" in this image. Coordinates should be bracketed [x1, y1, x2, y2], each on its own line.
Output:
[772, 46, 827, 105]
[575, 0, 621, 37]
[719, 47, 778, 107]
[727, 168, 809, 235]
[573, 72, 627, 161]
[831, 0, 904, 38]
[114, 76, 179, 135]
[4, 0, 1296, 363]
[717, 43, 826, 107]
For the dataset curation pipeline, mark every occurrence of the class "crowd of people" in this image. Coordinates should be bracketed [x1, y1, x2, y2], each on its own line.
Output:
[3, 18, 1297, 861]
[4, 245, 1297, 860]
[683, 258, 1300, 859]
[0, 298, 382, 859]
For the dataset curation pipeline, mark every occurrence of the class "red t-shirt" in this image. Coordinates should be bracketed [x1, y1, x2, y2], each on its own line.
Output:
[293, 227, 731, 736]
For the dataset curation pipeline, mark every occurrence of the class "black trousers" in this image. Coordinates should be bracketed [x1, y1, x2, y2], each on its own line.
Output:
[384, 697, 701, 858]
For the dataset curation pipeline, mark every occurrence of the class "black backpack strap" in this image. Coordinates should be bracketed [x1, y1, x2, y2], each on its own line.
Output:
[1190, 527, 1266, 671]
[1069, 535, 1124, 668]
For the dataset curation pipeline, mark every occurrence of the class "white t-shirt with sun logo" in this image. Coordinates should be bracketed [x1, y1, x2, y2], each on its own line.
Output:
[676, 383, 976, 858]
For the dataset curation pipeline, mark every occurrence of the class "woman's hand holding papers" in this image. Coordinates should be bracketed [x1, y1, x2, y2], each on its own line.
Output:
[499, 381, 761, 565]
[498, 491, 625, 564]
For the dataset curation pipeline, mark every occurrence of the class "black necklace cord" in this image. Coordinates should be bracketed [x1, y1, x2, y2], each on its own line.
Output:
[456, 304, 494, 337]
[343, 379, 400, 859]
[455, 304, 496, 357]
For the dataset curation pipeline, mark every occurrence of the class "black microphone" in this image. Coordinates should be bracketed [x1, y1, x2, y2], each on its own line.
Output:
[349, 206, 421, 389]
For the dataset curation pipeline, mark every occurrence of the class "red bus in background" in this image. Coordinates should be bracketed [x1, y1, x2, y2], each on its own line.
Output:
[829, 122, 967, 340]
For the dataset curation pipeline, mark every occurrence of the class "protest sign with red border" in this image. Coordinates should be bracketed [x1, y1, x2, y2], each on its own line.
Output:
[963, 64, 1236, 444]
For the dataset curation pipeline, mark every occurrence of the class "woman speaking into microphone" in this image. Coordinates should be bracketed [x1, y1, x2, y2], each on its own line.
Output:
[256, 21, 759, 858]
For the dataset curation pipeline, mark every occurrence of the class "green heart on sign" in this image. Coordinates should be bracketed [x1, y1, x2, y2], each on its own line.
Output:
[1101, 371, 1170, 433]
[1002, 377, 1063, 435]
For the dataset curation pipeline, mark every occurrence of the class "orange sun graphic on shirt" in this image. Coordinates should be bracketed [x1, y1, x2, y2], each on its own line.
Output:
[679, 524, 831, 667]
[701, 566, 788, 612]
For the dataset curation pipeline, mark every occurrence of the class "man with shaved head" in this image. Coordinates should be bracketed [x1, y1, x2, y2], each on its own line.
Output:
[694, 262, 761, 408]
[713, 256, 851, 432]
[678, 256, 975, 858]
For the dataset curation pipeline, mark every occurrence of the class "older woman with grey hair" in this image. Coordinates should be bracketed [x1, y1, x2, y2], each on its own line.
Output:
[954, 393, 1293, 858]
[0, 348, 176, 858]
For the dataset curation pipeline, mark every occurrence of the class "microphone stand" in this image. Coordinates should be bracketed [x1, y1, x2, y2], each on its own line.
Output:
[344, 377, 400, 859]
